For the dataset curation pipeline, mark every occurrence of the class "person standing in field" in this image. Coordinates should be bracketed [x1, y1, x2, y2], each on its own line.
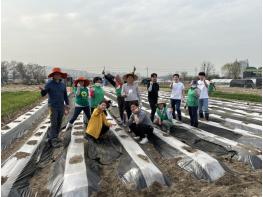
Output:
[186, 80, 200, 127]
[208, 80, 216, 96]
[89, 77, 105, 113]
[197, 72, 210, 121]
[103, 72, 125, 124]
[39, 67, 69, 148]
[121, 73, 141, 119]
[83, 76, 104, 126]
[170, 74, 185, 121]
[147, 73, 159, 121]
[66, 77, 90, 130]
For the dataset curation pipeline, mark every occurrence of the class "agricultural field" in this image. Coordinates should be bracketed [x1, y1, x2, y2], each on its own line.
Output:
[1, 85, 262, 197]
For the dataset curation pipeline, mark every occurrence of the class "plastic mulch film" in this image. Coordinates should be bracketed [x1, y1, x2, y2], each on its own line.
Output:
[1, 135, 51, 197]
[1, 104, 48, 150]
[169, 126, 262, 170]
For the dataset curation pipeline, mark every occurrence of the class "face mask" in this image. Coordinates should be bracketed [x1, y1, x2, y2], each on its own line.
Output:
[95, 83, 102, 87]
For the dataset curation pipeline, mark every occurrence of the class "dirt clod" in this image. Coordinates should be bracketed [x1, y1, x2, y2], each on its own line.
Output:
[14, 151, 31, 159]
[34, 132, 43, 136]
[75, 126, 84, 130]
[182, 146, 197, 153]
[13, 120, 22, 123]
[163, 133, 170, 137]
[115, 128, 122, 132]
[75, 138, 84, 143]
[75, 122, 83, 125]
[1, 176, 8, 185]
[26, 113, 32, 116]
[27, 140, 38, 145]
[119, 134, 128, 138]
[73, 131, 83, 136]
[137, 154, 149, 162]
[40, 126, 47, 129]
[69, 155, 83, 164]
[1, 125, 10, 130]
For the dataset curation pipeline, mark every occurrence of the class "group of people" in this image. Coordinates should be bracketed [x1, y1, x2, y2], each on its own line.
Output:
[40, 67, 212, 147]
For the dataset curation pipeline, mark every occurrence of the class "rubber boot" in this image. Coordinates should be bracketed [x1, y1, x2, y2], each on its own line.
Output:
[205, 113, 209, 121]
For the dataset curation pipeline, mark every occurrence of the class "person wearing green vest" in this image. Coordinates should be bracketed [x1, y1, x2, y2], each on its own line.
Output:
[90, 76, 105, 114]
[103, 72, 125, 124]
[208, 80, 216, 95]
[154, 100, 173, 133]
[66, 77, 90, 130]
[187, 80, 200, 127]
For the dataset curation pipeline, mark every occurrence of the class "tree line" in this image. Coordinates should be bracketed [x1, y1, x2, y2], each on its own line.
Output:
[1, 61, 47, 85]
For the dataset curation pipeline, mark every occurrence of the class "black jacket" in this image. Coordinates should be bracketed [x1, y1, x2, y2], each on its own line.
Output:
[147, 82, 159, 101]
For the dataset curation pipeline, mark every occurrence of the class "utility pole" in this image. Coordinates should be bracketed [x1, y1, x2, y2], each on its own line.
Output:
[146, 67, 148, 78]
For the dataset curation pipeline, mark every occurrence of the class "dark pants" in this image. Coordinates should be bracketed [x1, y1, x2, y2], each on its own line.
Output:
[85, 124, 109, 141]
[70, 106, 90, 124]
[129, 123, 153, 139]
[117, 96, 125, 121]
[48, 107, 64, 140]
[188, 106, 198, 127]
[149, 99, 157, 122]
[170, 99, 182, 121]
[124, 100, 139, 119]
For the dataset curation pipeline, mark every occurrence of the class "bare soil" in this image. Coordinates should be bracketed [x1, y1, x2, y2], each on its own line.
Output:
[73, 131, 84, 136]
[1, 113, 47, 162]
[75, 126, 84, 130]
[69, 155, 83, 164]
[98, 104, 262, 197]
[27, 140, 38, 145]
[34, 132, 43, 136]
[14, 151, 31, 159]
[75, 138, 84, 143]
[1, 176, 8, 185]
[1, 84, 41, 92]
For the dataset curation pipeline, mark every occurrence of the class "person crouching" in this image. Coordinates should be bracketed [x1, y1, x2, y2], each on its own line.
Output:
[85, 100, 113, 141]
[154, 100, 173, 133]
[128, 102, 153, 144]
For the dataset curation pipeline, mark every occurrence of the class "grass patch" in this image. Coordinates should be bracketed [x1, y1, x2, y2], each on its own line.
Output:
[1, 91, 42, 120]
[210, 91, 262, 103]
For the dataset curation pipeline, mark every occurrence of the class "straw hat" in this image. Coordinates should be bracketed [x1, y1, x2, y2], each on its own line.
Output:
[48, 67, 67, 79]
[157, 100, 167, 105]
[74, 76, 90, 87]
[123, 73, 138, 81]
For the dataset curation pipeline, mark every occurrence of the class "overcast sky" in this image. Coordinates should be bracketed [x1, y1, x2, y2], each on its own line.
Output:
[2, 0, 262, 76]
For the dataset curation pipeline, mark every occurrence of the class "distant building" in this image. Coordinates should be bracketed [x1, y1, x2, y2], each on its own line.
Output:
[243, 67, 262, 78]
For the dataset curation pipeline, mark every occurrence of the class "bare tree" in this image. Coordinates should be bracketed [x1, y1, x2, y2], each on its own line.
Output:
[221, 61, 241, 79]
[200, 61, 215, 77]
[180, 72, 188, 80]
[1, 61, 9, 84]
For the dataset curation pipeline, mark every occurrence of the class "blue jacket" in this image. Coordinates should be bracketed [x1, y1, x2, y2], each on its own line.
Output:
[41, 79, 69, 109]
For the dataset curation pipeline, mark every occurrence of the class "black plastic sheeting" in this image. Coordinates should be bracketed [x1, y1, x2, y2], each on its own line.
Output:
[105, 93, 261, 179]
[3, 132, 51, 197]
[1, 95, 74, 197]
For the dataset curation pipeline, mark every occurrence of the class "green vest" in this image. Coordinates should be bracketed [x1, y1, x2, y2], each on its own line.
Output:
[208, 83, 215, 94]
[74, 87, 89, 106]
[187, 88, 199, 107]
[115, 86, 122, 97]
[157, 107, 169, 121]
[91, 85, 105, 108]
